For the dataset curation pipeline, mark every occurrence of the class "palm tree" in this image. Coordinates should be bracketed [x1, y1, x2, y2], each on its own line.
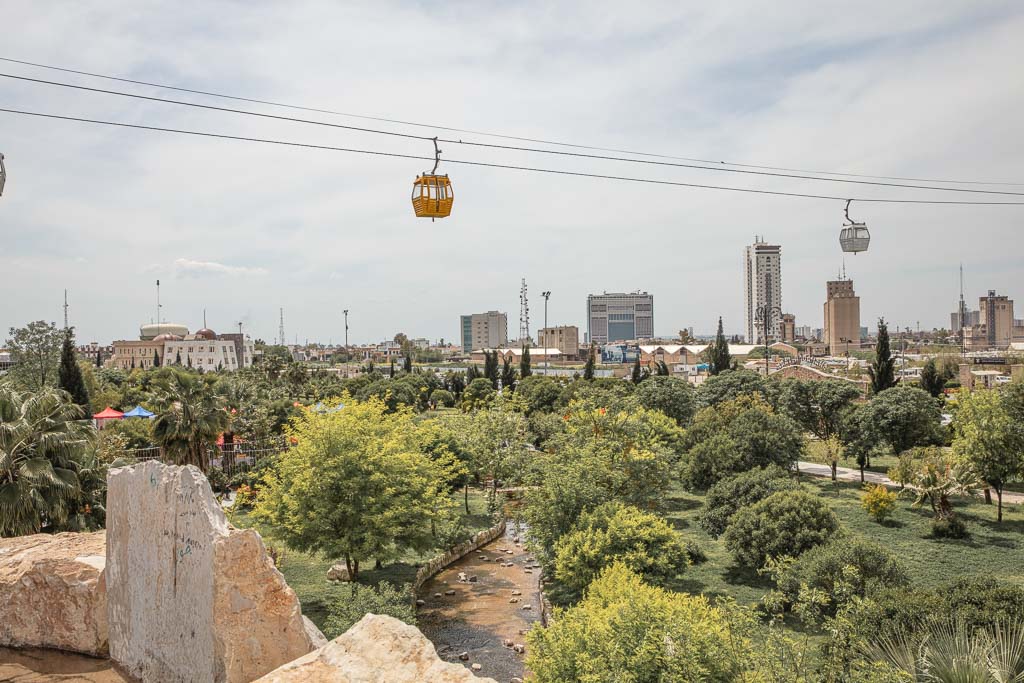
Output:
[152, 371, 229, 472]
[865, 619, 1024, 682]
[911, 450, 980, 520]
[0, 384, 92, 536]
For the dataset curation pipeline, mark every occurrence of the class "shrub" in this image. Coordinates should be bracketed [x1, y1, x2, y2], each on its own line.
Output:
[698, 465, 799, 538]
[553, 502, 689, 599]
[429, 388, 455, 408]
[233, 484, 258, 510]
[930, 515, 969, 539]
[323, 582, 416, 639]
[772, 537, 909, 609]
[723, 490, 840, 568]
[861, 484, 898, 523]
[527, 564, 746, 682]
[885, 453, 919, 489]
[684, 539, 707, 565]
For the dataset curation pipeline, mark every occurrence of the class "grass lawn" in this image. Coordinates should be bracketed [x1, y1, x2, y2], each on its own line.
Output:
[662, 475, 1024, 610]
[228, 488, 493, 629]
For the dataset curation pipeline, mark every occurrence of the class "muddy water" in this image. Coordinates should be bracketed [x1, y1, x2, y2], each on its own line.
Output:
[0, 647, 134, 682]
[417, 523, 541, 682]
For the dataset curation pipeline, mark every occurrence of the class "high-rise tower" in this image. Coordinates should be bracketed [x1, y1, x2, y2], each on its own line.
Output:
[743, 238, 782, 344]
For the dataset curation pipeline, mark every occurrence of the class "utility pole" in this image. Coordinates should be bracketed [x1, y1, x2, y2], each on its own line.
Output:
[958, 263, 967, 356]
[343, 309, 349, 348]
[278, 308, 286, 348]
[156, 280, 162, 337]
[541, 290, 551, 374]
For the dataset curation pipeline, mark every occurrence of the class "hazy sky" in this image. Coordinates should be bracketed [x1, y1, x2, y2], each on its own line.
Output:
[2, 1, 1023, 345]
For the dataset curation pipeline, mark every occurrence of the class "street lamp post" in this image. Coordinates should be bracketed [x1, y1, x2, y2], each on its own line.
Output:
[755, 303, 781, 377]
[541, 291, 551, 375]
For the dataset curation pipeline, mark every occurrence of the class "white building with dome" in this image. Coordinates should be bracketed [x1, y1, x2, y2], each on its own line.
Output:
[111, 324, 254, 371]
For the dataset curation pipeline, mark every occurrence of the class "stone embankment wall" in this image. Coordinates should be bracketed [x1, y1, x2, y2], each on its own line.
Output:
[412, 520, 506, 597]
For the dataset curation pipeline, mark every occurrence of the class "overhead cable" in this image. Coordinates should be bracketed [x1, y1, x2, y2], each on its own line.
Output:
[4, 106, 1024, 206]
[2, 56, 1022, 187]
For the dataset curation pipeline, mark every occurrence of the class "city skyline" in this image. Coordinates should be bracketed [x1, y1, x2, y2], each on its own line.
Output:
[2, 3, 1023, 345]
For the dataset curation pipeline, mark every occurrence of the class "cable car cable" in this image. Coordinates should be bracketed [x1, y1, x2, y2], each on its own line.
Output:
[2, 57, 1022, 188]
[3, 106, 1024, 206]
[4, 72, 1023, 198]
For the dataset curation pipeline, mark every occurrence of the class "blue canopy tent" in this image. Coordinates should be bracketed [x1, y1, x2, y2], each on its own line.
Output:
[123, 406, 155, 419]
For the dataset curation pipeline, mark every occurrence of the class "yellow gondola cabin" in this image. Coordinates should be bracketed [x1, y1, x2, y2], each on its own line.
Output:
[411, 173, 453, 219]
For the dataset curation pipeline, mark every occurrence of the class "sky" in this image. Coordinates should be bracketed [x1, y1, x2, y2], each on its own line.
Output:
[1, 1, 1023, 346]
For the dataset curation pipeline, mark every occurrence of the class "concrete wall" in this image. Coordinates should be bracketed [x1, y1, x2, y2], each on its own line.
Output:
[411, 521, 506, 598]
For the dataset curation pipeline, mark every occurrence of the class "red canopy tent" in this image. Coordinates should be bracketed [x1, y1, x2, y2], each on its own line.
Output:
[92, 406, 124, 429]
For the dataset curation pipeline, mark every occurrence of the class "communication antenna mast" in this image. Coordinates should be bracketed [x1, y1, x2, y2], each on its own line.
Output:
[63, 289, 69, 330]
[279, 308, 286, 347]
[519, 278, 530, 343]
[958, 263, 967, 356]
[343, 309, 349, 348]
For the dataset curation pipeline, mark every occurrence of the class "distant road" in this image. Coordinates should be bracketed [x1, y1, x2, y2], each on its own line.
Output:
[797, 461, 1024, 505]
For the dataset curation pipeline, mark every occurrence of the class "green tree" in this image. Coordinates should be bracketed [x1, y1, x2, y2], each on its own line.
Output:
[5, 320, 64, 390]
[553, 502, 689, 599]
[442, 398, 529, 493]
[708, 316, 731, 376]
[861, 385, 943, 455]
[0, 385, 93, 536]
[777, 378, 862, 441]
[630, 355, 643, 384]
[515, 375, 561, 415]
[58, 328, 90, 408]
[429, 388, 455, 408]
[868, 318, 898, 394]
[255, 396, 456, 580]
[695, 369, 767, 409]
[697, 465, 798, 538]
[919, 358, 947, 397]
[723, 489, 840, 568]
[679, 396, 804, 490]
[484, 351, 500, 388]
[520, 344, 532, 378]
[953, 388, 1024, 523]
[527, 564, 747, 682]
[402, 354, 412, 373]
[500, 355, 518, 390]
[151, 370, 229, 472]
[389, 359, 395, 378]
[461, 377, 495, 410]
[634, 375, 695, 426]
[582, 343, 596, 380]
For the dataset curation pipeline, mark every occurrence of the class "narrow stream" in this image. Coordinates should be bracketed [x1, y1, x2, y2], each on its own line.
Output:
[416, 523, 541, 682]
[0, 647, 133, 682]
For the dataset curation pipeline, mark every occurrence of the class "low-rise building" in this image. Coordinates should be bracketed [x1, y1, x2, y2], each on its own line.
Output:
[111, 324, 254, 371]
[538, 326, 580, 360]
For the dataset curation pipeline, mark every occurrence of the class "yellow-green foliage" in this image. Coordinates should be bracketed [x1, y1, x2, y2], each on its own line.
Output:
[861, 484, 898, 523]
[527, 564, 745, 682]
[253, 395, 459, 579]
[553, 502, 689, 598]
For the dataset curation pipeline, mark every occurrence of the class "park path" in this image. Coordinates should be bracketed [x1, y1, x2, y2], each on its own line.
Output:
[416, 522, 540, 682]
[798, 461, 1024, 505]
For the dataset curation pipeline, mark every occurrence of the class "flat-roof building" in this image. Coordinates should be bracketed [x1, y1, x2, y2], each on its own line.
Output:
[586, 291, 654, 345]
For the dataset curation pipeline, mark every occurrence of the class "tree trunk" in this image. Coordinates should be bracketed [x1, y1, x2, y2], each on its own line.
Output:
[464, 483, 470, 514]
[859, 463, 865, 483]
[345, 556, 353, 580]
[997, 488, 1003, 523]
[984, 488, 992, 505]
[831, 462, 837, 482]
[353, 559, 360, 580]
[375, 558, 382, 570]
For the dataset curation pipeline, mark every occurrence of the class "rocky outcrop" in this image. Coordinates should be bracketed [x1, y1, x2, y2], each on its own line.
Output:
[254, 614, 497, 683]
[105, 460, 319, 682]
[0, 531, 108, 656]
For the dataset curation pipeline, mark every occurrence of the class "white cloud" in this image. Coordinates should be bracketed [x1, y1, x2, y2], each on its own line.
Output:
[173, 258, 268, 277]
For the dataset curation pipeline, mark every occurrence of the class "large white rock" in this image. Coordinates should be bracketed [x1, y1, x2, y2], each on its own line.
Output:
[105, 460, 319, 682]
[0, 531, 108, 656]
[254, 614, 498, 683]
